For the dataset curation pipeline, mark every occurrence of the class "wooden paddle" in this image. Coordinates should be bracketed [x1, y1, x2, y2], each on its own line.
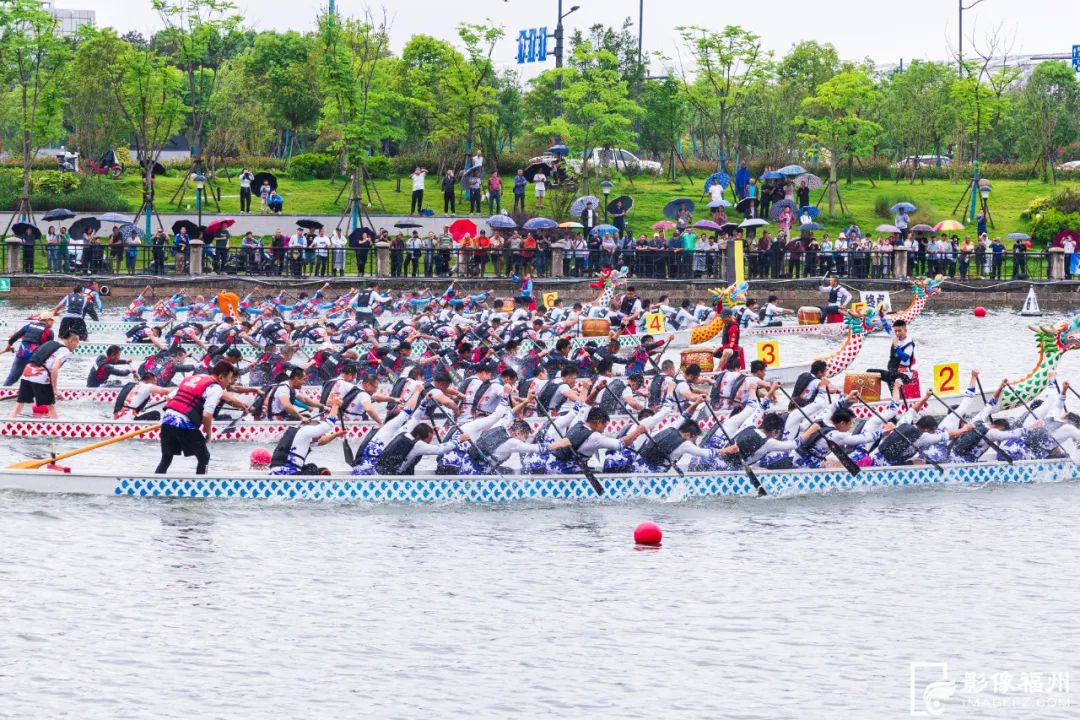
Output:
[8, 424, 161, 470]
[776, 385, 861, 477]
[853, 396, 945, 473]
[534, 400, 605, 496]
[928, 391, 1012, 464]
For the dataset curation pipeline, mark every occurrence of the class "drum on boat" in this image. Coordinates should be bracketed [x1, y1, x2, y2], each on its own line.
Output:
[581, 318, 611, 337]
[843, 372, 881, 402]
[680, 347, 715, 373]
[797, 306, 821, 325]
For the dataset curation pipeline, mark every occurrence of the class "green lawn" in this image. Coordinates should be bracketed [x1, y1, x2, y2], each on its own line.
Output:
[118, 171, 1075, 239]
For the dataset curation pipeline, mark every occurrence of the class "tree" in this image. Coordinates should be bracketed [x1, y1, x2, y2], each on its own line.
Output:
[64, 28, 132, 164]
[639, 75, 687, 161]
[1018, 61, 1078, 183]
[0, 0, 70, 217]
[796, 69, 881, 214]
[569, 19, 644, 90]
[442, 23, 503, 157]
[243, 31, 322, 158]
[879, 61, 958, 180]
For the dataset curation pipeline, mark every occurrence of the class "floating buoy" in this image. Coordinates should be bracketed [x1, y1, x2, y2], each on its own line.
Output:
[634, 521, 663, 546]
[1020, 286, 1042, 317]
[249, 448, 272, 469]
[973, 306, 987, 318]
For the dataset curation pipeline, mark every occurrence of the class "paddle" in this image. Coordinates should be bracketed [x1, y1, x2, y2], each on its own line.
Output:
[776, 385, 862, 477]
[533, 400, 605, 496]
[1002, 380, 1072, 460]
[975, 375, 995, 421]
[337, 407, 355, 466]
[218, 413, 247, 436]
[8, 424, 161, 470]
[853, 395, 945, 473]
[928, 391, 1012, 464]
[602, 383, 685, 478]
[436, 412, 510, 480]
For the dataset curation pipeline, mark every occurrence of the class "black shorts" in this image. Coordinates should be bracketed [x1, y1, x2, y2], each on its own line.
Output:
[159, 423, 208, 457]
[17, 380, 54, 406]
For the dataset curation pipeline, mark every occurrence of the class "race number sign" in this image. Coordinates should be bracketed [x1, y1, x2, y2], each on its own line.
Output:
[644, 311, 666, 334]
[850, 301, 866, 315]
[933, 363, 960, 395]
[541, 291, 558, 309]
[859, 291, 892, 312]
[756, 340, 780, 367]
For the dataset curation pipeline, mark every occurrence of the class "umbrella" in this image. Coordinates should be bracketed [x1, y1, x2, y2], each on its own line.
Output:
[651, 220, 676, 230]
[548, 144, 570, 156]
[297, 219, 324, 230]
[1053, 230, 1080, 246]
[910, 224, 935, 233]
[42, 208, 76, 221]
[99, 212, 130, 224]
[570, 195, 601, 216]
[890, 202, 917, 213]
[171, 220, 200, 236]
[524, 217, 557, 230]
[760, 171, 784, 180]
[795, 173, 823, 190]
[117, 223, 146, 240]
[487, 215, 517, 230]
[1006, 232, 1031, 241]
[608, 195, 634, 214]
[798, 205, 821, 219]
[934, 219, 964, 232]
[394, 220, 422, 229]
[347, 227, 375, 244]
[69, 217, 101, 239]
[141, 160, 166, 176]
[800, 222, 825, 232]
[205, 217, 236, 236]
[739, 218, 768, 228]
[875, 224, 901, 234]
[734, 197, 757, 216]
[524, 161, 552, 183]
[768, 198, 797, 221]
[593, 224, 619, 235]
[662, 198, 695, 219]
[717, 223, 739, 234]
[693, 220, 723, 232]
[708, 198, 732, 209]
[252, 172, 278, 191]
[557, 221, 583, 228]
[777, 164, 807, 176]
[703, 172, 730, 191]
[449, 219, 477, 242]
[11, 223, 41, 240]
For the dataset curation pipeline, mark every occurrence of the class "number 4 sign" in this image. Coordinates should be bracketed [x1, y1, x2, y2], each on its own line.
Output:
[644, 311, 666, 334]
[933, 363, 959, 395]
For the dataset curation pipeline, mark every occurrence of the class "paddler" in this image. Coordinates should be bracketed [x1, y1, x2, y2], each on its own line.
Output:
[2, 311, 55, 386]
[9, 331, 80, 419]
[878, 318, 916, 392]
[113, 372, 173, 421]
[155, 361, 238, 475]
[86, 344, 133, 388]
[267, 400, 345, 476]
[52, 284, 99, 340]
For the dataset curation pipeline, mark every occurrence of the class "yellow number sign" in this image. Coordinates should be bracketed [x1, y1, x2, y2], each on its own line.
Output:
[933, 363, 960, 395]
[850, 301, 866, 315]
[542, 291, 558, 309]
[757, 340, 779, 367]
[644, 311, 666, 334]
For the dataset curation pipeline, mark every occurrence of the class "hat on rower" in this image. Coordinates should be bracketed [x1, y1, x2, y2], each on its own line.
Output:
[36, 312, 56, 322]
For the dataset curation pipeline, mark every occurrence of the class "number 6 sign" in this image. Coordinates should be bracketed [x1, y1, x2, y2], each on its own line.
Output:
[933, 363, 959, 395]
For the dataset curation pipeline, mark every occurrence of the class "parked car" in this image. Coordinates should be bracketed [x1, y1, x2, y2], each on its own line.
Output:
[565, 148, 663, 175]
[895, 155, 952, 169]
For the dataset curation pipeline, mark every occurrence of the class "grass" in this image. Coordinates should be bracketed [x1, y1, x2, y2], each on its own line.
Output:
[107, 170, 1078, 240]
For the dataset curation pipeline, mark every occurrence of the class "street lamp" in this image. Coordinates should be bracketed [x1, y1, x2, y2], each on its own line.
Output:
[552, 2, 580, 105]
[978, 179, 991, 202]
[600, 179, 613, 221]
[193, 173, 206, 227]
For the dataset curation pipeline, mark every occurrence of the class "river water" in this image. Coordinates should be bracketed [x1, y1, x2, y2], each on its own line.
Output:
[1, 302, 1077, 718]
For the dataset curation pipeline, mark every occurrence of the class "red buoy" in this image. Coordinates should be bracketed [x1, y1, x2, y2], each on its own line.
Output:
[634, 521, 663, 545]
[973, 306, 987, 318]
[249, 448, 272, 469]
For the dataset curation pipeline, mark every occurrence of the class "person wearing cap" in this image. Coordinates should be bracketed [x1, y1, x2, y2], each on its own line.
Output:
[2, 312, 55, 386]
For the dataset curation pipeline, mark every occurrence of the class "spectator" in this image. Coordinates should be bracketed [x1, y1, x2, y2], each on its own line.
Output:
[351, 230, 372, 276]
[389, 233, 405, 277]
[288, 231, 305, 277]
[421, 231, 435, 277]
[681, 228, 697, 278]
[990, 237, 1005, 279]
[59, 226, 70, 274]
[466, 172, 482, 215]
[487, 172, 502, 214]
[976, 212, 987, 237]
[410, 167, 428, 214]
[258, 180, 271, 213]
[20, 227, 35, 273]
[1063, 233, 1076, 280]
[521, 232, 536, 275]
[125, 229, 141, 273]
[268, 190, 283, 213]
[958, 235, 974, 280]
[313, 229, 330, 277]
[512, 169, 527, 212]
[796, 181, 810, 210]
[436, 227, 453, 275]
[238, 168, 254, 213]
[507, 232, 522, 277]
[375, 232, 391, 276]
[1012, 240, 1028, 279]
[580, 201, 597, 244]
[735, 161, 750, 200]
[214, 231, 229, 273]
[330, 227, 346, 276]
[475, 231, 491, 277]
[675, 203, 692, 236]
[489, 232, 504, 276]
[151, 228, 167, 275]
[109, 226, 124, 273]
[895, 208, 910, 239]
[442, 170, 456, 215]
[533, 170, 547, 209]
[304, 230, 318, 275]
[708, 178, 725, 204]
[271, 230, 286, 275]
[45, 226, 59, 273]
[404, 231, 421, 277]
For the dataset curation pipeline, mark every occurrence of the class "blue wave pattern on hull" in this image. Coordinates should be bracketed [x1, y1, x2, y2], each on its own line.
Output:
[112, 460, 1074, 502]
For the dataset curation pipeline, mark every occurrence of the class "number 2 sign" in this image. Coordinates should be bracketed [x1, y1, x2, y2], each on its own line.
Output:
[933, 363, 959, 395]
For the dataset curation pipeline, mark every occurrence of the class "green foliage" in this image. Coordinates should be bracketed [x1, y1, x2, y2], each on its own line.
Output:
[1017, 61, 1079, 182]
[36, 171, 79, 194]
[361, 154, 390, 179]
[1029, 209, 1080, 245]
[287, 152, 336, 180]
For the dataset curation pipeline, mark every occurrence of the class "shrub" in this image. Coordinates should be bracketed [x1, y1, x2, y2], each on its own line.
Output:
[286, 153, 336, 180]
[1029, 209, 1080, 246]
[1021, 196, 1053, 221]
[361, 154, 390, 179]
[1050, 187, 1080, 215]
[36, 171, 80, 194]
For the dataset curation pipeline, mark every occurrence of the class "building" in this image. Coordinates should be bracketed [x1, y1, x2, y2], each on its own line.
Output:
[41, 0, 95, 37]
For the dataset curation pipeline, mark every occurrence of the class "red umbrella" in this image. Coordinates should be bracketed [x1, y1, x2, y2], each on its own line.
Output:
[449, 218, 477, 242]
[1053, 229, 1080, 247]
[205, 217, 235, 236]
[651, 220, 676, 230]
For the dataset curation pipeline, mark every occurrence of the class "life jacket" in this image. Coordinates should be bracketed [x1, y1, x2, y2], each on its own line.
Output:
[113, 382, 149, 417]
[552, 422, 593, 462]
[140, 351, 178, 386]
[793, 372, 816, 402]
[648, 374, 668, 408]
[874, 423, 921, 464]
[270, 426, 305, 469]
[126, 323, 151, 343]
[264, 383, 296, 420]
[796, 425, 838, 460]
[375, 433, 419, 475]
[467, 426, 510, 466]
[827, 286, 840, 305]
[28, 340, 63, 367]
[163, 374, 218, 425]
[709, 371, 747, 406]
[537, 380, 561, 411]
[949, 421, 990, 462]
[354, 289, 374, 313]
[637, 427, 685, 467]
[90, 355, 113, 385]
[385, 376, 410, 412]
[63, 292, 88, 317]
[598, 378, 627, 414]
[1023, 425, 1060, 458]
[619, 296, 636, 315]
[15, 321, 49, 360]
[733, 427, 767, 460]
[888, 340, 916, 373]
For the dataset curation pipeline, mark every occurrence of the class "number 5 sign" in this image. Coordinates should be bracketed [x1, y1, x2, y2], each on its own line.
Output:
[757, 340, 779, 367]
[933, 363, 959, 395]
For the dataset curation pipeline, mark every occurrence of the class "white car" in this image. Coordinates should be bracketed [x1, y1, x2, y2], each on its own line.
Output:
[565, 148, 662, 175]
[895, 155, 951, 168]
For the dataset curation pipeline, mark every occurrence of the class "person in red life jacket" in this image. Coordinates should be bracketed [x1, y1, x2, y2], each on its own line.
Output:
[3, 311, 55, 386]
[155, 361, 238, 475]
[86, 344, 133, 387]
[10, 331, 80, 419]
[713, 309, 745, 371]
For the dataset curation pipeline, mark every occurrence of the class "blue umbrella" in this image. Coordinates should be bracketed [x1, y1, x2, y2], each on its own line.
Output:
[777, 164, 807, 176]
[487, 215, 517, 230]
[99, 212, 130, 223]
[523, 217, 557, 230]
[548, 144, 570, 156]
[798, 205, 821, 219]
[593, 224, 619, 235]
[890, 202, 917, 213]
[769, 198, 797, 221]
[570, 195, 600, 216]
[707, 198, 732, 209]
[760, 171, 784, 180]
[663, 198, 695, 219]
[118, 223, 148, 240]
[703, 172, 730, 191]
[42, 208, 76, 221]
[800, 222, 824, 232]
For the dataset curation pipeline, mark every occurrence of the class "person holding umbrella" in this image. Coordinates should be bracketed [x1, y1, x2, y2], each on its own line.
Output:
[610, 198, 629, 237]
[17, 225, 38, 274]
[580, 201, 597, 245]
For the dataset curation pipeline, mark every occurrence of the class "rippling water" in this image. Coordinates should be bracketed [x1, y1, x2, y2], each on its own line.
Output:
[1, 304, 1078, 718]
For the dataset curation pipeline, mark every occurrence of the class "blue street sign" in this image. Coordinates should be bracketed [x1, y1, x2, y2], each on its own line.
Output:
[516, 26, 549, 65]
[1073, 45, 1080, 72]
